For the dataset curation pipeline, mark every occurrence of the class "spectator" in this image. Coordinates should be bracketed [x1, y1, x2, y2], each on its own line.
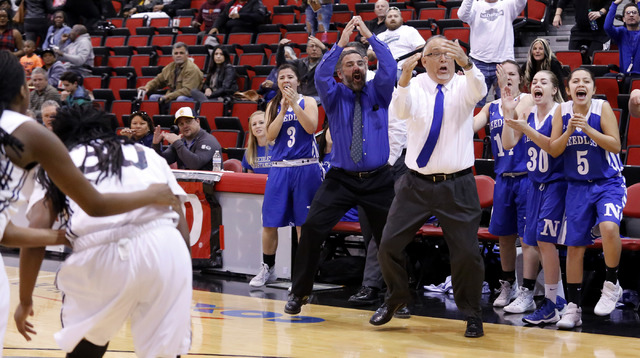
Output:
[29, 67, 60, 114]
[191, 46, 238, 103]
[523, 38, 567, 100]
[138, 42, 203, 105]
[42, 10, 71, 51]
[59, 0, 103, 30]
[356, 0, 388, 46]
[276, 37, 326, 104]
[301, 0, 333, 38]
[152, 0, 191, 17]
[120, 111, 155, 147]
[368, 6, 425, 79]
[54, 24, 95, 77]
[40, 99, 59, 130]
[59, 71, 92, 107]
[210, 0, 268, 35]
[41, 48, 65, 86]
[23, 0, 55, 45]
[553, 1, 612, 62]
[0, 8, 23, 57]
[458, 0, 527, 106]
[152, 106, 221, 170]
[121, 0, 159, 17]
[20, 40, 43, 75]
[605, 0, 640, 90]
[192, 0, 227, 33]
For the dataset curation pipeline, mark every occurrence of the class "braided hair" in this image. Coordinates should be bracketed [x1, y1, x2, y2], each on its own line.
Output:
[0, 50, 27, 157]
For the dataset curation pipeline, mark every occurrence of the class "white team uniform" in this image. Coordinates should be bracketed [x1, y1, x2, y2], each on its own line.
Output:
[0, 110, 37, 358]
[51, 143, 192, 357]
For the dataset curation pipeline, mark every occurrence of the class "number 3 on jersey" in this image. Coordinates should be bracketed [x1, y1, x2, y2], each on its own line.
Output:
[287, 126, 296, 147]
[527, 147, 549, 172]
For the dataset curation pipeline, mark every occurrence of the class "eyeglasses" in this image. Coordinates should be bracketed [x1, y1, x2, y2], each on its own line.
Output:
[387, 6, 400, 13]
[424, 52, 451, 59]
[131, 111, 148, 116]
[626, 10, 639, 15]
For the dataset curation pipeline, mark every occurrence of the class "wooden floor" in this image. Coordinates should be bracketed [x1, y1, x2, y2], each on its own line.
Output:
[4, 265, 640, 358]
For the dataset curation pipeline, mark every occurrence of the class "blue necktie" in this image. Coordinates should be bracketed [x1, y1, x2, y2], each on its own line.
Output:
[416, 84, 444, 167]
[350, 92, 363, 163]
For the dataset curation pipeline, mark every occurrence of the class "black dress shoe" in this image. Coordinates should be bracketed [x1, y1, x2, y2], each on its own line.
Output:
[394, 305, 411, 319]
[369, 302, 406, 326]
[284, 295, 308, 315]
[348, 286, 380, 305]
[464, 316, 484, 338]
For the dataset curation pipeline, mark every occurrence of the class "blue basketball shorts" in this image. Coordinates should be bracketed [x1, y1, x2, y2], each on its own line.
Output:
[489, 174, 529, 237]
[562, 176, 627, 246]
[523, 180, 567, 246]
[262, 164, 323, 228]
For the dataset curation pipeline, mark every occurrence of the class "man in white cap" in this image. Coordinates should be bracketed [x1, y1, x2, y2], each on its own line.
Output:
[152, 107, 221, 170]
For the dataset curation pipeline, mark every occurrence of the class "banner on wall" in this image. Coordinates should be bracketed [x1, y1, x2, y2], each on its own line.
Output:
[174, 170, 223, 268]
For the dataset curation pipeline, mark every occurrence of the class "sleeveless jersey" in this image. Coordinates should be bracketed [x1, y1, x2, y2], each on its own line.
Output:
[269, 96, 319, 162]
[65, 143, 186, 242]
[560, 100, 623, 181]
[0, 110, 34, 239]
[524, 103, 564, 183]
[488, 96, 528, 174]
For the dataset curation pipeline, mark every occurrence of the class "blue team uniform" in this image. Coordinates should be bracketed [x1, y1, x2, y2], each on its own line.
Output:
[262, 96, 323, 227]
[523, 103, 567, 246]
[560, 100, 627, 246]
[487, 97, 530, 237]
[242, 144, 273, 174]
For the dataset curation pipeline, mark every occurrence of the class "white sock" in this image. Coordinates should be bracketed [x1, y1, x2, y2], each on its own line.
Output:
[545, 283, 558, 303]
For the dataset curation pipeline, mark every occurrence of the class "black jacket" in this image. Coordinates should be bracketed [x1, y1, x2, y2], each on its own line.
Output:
[213, 0, 268, 32]
[204, 63, 239, 98]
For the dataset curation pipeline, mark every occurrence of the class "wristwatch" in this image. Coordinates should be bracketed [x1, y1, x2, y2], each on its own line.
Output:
[463, 61, 473, 71]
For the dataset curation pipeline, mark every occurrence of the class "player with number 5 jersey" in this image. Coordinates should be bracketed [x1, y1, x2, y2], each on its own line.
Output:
[501, 70, 566, 326]
[549, 67, 626, 330]
[252, 63, 323, 287]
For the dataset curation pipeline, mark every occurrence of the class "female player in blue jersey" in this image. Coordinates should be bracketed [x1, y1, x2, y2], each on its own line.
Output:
[502, 70, 566, 325]
[549, 68, 625, 329]
[250, 64, 323, 287]
[242, 110, 272, 175]
[473, 60, 539, 311]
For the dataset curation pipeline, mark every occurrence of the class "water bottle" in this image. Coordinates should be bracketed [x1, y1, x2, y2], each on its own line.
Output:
[212, 150, 222, 171]
[589, 9, 598, 31]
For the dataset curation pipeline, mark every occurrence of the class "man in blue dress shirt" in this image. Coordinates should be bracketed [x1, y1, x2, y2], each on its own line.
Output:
[284, 16, 397, 315]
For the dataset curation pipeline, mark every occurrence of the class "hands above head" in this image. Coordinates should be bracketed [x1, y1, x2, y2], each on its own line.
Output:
[353, 16, 372, 39]
[441, 39, 470, 69]
[496, 64, 508, 92]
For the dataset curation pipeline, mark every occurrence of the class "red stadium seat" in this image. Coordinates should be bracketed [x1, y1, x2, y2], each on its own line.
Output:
[556, 50, 583, 71]
[212, 129, 243, 148]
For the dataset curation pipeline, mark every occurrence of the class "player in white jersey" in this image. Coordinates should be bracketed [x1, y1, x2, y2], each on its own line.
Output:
[549, 68, 625, 329]
[16, 105, 192, 357]
[0, 50, 177, 358]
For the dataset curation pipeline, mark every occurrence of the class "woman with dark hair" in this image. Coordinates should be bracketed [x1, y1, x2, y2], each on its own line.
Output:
[0, 8, 23, 57]
[248, 63, 322, 287]
[0, 49, 176, 352]
[191, 46, 238, 103]
[16, 105, 193, 356]
[42, 10, 71, 51]
[523, 38, 567, 100]
[120, 111, 154, 147]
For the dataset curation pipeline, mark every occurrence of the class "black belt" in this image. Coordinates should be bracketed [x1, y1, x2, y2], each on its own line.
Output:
[333, 164, 389, 179]
[409, 168, 473, 182]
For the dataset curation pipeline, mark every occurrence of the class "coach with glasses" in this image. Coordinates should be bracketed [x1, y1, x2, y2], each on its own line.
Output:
[372, 35, 487, 338]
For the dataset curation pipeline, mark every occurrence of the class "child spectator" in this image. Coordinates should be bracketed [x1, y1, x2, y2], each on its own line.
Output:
[20, 40, 42, 75]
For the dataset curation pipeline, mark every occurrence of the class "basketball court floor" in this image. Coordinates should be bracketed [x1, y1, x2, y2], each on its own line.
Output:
[3, 252, 640, 358]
